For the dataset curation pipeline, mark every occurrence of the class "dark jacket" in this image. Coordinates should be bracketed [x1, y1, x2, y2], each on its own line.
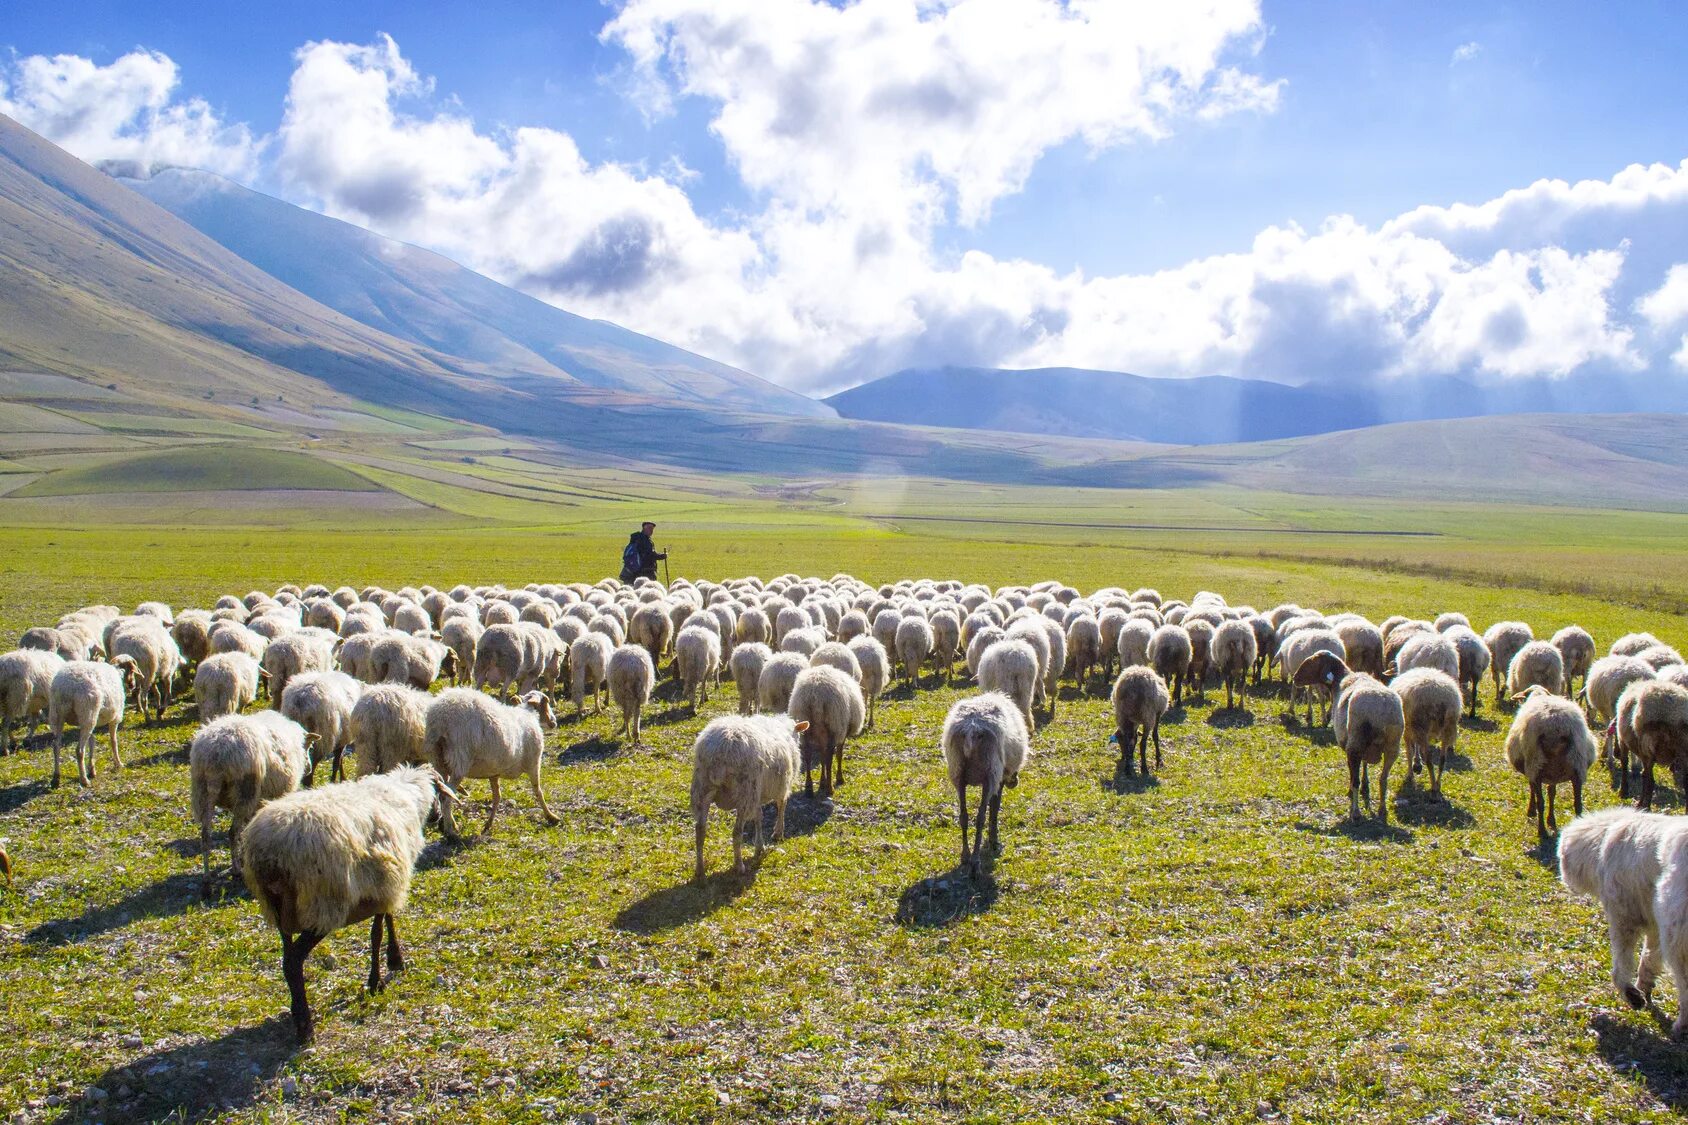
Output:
[621, 530, 665, 582]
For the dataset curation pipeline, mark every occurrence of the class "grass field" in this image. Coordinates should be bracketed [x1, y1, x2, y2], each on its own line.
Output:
[2, 516, 1688, 1123]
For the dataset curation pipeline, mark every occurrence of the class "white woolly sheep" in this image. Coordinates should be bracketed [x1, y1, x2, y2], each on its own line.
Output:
[281, 670, 363, 785]
[978, 638, 1040, 734]
[1616, 679, 1688, 810]
[690, 714, 805, 880]
[1147, 624, 1193, 706]
[1612, 633, 1663, 658]
[1391, 668, 1462, 797]
[241, 763, 451, 1044]
[608, 644, 656, 746]
[1183, 618, 1215, 703]
[109, 617, 182, 721]
[941, 692, 1030, 875]
[0, 648, 64, 754]
[1553, 626, 1597, 694]
[370, 632, 457, 691]
[440, 618, 483, 686]
[630, 604, 674, 664]
[1640, 645, 1686, 671]
[1506, 685, 1598, 838]
[1332, 673, 1404, 822]
[929, 610, 962, 685]
[1442, 625, 1492, 717]
[48, 657, 138, 787]
[810, 641, 862, 684]
[1507, 640, 1566, 699]
[1117, 618, 1154, 673]
[965, 625, 1005, 680]
[569, 632, 614, 716]
[1334, 620, 1385, 679]
[171, 610, 214, 669]
[262, 631, 336, 711]
[425, 688, 559, 839]
[895, 615, 934, 688]
[757, 652, 808, 715]
[1394, 631, 1460, 681]
[194, 651, 261, 722]
[190, 711, 313, 891]
[780, 627, 825, 658]
[349, 683, 432, 777]
[1211, 618, 1259, 711]
[1111, 666, 1170, 776]
[728, 642, 771, 716]
[846, 636, 890, 728]
[736, 607, 771, 647]
[1485, 621, 1535, 704]
[1065, 615, 1103, 691]
[676, 624, 722, 712]
[788, 665, 865, 799]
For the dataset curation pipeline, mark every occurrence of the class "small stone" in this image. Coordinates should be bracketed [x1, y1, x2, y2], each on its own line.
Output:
[715, 1089, 732, 1105]
[576, 1114, 599, 1125]
[1103, 1092, 1123, 1103]
[120, 1033, 143, 1049]
[45, 1095, 64, 1107]
[820, 1094, 842, 1109]
[281, 1077, 299, 1098]
[1388, 1042, 1409, 1054]
[1256, 1100, 1274, 1117]
[591, 954, 610, 970]
[85, 1087, 108, 1102]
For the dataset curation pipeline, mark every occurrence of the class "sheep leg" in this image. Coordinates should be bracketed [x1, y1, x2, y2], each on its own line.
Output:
[368, 916, 385, 993]
[1152, 721, 1163, 769]
[50, 727, 63, 787]
[1638, 929, 1662, 1006]
[385, 914, 405, 974]
[1138, 727, 1150, 776]
[751, 800, 767, 859]
[693, 807, 709, 883]
[731, 808, 747, 875]
[956, 783, 972, 870]
[1639, 764, 1656, 812]
[803, 764, 814, 798]
[1546, 781, 1559, 834]
[987, 785, 1002, 853]
[331, 745, 346, 784]
[529, 761, 560, 826]
[971, 784, 988, 872]
[820, 751, 834, 799]
[1534, 780, 1549, 838]
[108, 719, 123, 772]
[200, 800, 216, 897]
[481, 777, 502, 837]
[774, 793, 788, 842]
[833, 741, 845, 789]
[1347, 755, 1363, 819]
[79, 728, 95, 786]
[632, 707, 643, 748]
[1608, 911, 1648, 1008]
[1117, 723, 1135, 771]
[283, 929, 325, 1045]
[1379, 751, 1396, 823]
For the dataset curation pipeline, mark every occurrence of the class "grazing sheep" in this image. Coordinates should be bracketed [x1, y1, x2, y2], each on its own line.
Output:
[370, 632, 457, 691]
[846, 636, 890, 729]
[630, 604, 674, 663]
[895, 615, 934, 687]
[109, 618, 182, 721]
[1005, 619, 1053, 708]
[1290, 651, 1350, 727]
[1183, 618, 1215, 702]
[1507, 640, 1566, 699]
[1613, 633, 1663, 658]
[569, 633, 614, 716]
[1616, 680, 1688, 809]
[730, 643, 773, 715]
[1554, 626, 1597, 694]
[1391, 668, 1462, 797]
[965, 625, 1005, 680]
[190, 712, 313, 891]
[1111, 666, 1170, 776]
[1065, 615, 1103, 691]
[1434, 612, 1470, 633]
[281, 671, 363, 785]
[836, 609, 869, 645]
[20, 625, 101, 662]
[1247, 615, 1278, 683]
[1147, 624, 1193, 705]
[1506, 686, 1598, 838]
[780, 627, 825, 658]
[929, 610, 962, 685]
[48, 657, 138, 788]
[736, 607, 771, 647]
[757, 652, 809, 715]
[1640, 646, 1686, 671]
[261, 631, 336, 711]
[978, 639, 1041, 734]
[241, 764, 451, 1045]
[1382, 621, 1433, 672]
[440, 618, 483, 686]
[1332, 673, 1405, 822]
[676, 624, 723, 712]
[425, 688, 559, 839]
[810, 641, 862, 683]
[0, 648, 64, 754]
[788, 665, 865, 799]
[1334, 620, 1385, 679]
[472, 623, 528, 700]
[1394, 631, 1460, 681]
[171, 610, 214, 669]
[1485, 622, 1535, 704]
[1117, 619, 1154, 672]
[349, 684, 432, 777]
[1097, 608, 1129, 680]
[1443, 626, 1492, 717]
[608, 644, 656, 746]
[1281, 629, 1346, 723]
[690, 714, 806, 880]
[194, 651, 261, 721]
[1211, 619, 1258, 711]
[941, 693, 1030, 875]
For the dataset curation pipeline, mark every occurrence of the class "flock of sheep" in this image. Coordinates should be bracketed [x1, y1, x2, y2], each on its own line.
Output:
[2, 574, 1686, 1047]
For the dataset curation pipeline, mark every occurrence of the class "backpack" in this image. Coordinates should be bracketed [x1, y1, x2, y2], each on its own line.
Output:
[622, 540, 641, 574]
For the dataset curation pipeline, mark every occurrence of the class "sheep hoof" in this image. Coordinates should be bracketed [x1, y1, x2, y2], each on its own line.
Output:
[1623, 985, 1648, 1009]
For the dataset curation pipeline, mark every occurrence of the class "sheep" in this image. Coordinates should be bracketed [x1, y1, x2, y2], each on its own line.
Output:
[1558, 807, 1688, 1031]
[1110, 666, 1170, 776]
[676, 624, 722, 712]
[1394, 631, 1459, 681]
[836, 609, 869, 645]
[608, 644, 656, 746]
[261, 631, 336, 710]
[1616, 680, 1688, 810]
[1440, 625, 1492, 717]
[1507, 640, 1565, 699]
[780, 627, 825, 658]
[630, 604, 674, 663]
[1485, 621, 1535, 704]
[241, 764, 451, 1044]
[189, 711, 313, 892]
[1005, 619, 1053, 707]
[788, 665, 865, 799]
[1332, 673, 1405, 822]
[1433, 612, 1469, 633]
[0, 648, 63, 754]
[109, 617, 182, 721]
[1613, 633, 1663, 658]
[568, 633, 614, 716]
[736, 606, 771, 647]
[1036, 617, 1068, 719]
[846, 636, 890, 729]
[1382, 621, 1433, 672]
[965, 625, 1005, 680]
[440, 618, 483, 686]
[349, 684, 432, 777]
[1640, 646, 1686, 671]
[1391, 668, 1462, 797]
[690, 714, 806, 880]
[730, 643, 773, 715]
[1280, 629, 1345, 723]
[48, 657, 138, 788]
[1182, 619, 1215, 702]
[425, 688, 559, 839]
[171, 610, 214, 669]
[194, 651, 261, 721]
[1553, 626, 1597, 694]
[588, 615, 626, 648]
[1247, 616, 1277, 683]
[281, 671, 363, 785]
[369, 632, 457, 691]
[1334, 620, 1385, 679]
[1290, 651, 1350, 727]
[895, 615, 934, 688]
[941, 693, 1030, 875]
[1192, 618, 1253, 712]
[20, 625, 101, 662]
[872, 609, 903, 660]
[978, 639, 1040, 734]
[1117, 618, 1153, 672]
[1506, 685, 1598, 838]
[757, 652, 809, 715]
[471, 623, 529, 700]
[1147, 624, 1193, 705]
[1097, 608, 1129, 681]
[1065, 615, 1103, 692]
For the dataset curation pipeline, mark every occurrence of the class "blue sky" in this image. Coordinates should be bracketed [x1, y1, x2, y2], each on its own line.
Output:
[4, 1, 1688, 390]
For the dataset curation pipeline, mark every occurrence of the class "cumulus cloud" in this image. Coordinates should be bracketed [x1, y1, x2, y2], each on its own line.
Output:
[0, 48, 259, 177]
[1451, 41, 1482, 65]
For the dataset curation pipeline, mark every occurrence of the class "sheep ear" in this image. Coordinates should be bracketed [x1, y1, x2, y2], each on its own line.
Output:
[793, 720, 810, 733]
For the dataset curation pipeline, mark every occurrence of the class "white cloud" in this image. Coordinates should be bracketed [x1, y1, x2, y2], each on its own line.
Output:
[0, 48, 259, 177]
[1451, 41, 1482, 65]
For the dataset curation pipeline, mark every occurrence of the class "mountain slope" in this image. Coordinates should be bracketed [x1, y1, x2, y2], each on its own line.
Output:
[123, 167, 831, 419]
[827, 365, 1688, 445]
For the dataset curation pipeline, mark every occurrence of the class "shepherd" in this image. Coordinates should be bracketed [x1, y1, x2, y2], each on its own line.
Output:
[620, 521, 667, 584]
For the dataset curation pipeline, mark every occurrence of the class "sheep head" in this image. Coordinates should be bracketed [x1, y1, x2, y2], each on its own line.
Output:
[520, 691, 558, 730]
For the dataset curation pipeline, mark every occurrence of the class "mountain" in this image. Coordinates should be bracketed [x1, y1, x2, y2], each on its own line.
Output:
[826, 365, 1688, 444]
[121, 167, 831, 420]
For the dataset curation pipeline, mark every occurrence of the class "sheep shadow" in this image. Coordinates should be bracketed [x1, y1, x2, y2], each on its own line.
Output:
[648, 703, 699, 727]
[1391, 788, 1477, 829]
[1526, 835, 1562, 870]
[613, 869, 754, 934]
[1592, 1010, 1688, 1106]
[25, 871, 228, 946]
[1460, 716, 1499, 734]
[895, 865, 1000, 928]
[1205, 707, 1256, 730]
[558, 736, 622, 766]
[0, 777, 49, 815]
[773, 796, 834, 838]
[414, 836, 458, 875]
[134, 743, 191, 767]
[1101, 760, 1162, 795]
[63, 1015, 298, 1123]
[1293, 816, 1414, 845]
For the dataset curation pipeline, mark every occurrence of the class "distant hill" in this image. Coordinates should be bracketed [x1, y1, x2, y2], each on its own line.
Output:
[826, 365, 1688, 444]
[122, 167, 831, 420]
